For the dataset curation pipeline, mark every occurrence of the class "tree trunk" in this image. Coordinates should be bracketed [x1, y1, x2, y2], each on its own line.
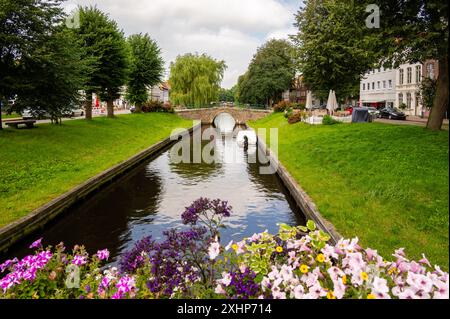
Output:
[426, 57, 449, 131]
[107, 99, 114, 118]
[135, 103, 142, 113]
[84, 94, 93, 120]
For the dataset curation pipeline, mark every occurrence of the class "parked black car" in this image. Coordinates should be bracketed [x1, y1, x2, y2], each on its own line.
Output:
[379, 107, 407, 120]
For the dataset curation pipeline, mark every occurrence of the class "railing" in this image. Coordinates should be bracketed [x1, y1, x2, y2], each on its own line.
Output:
[180, 102, 269, 110]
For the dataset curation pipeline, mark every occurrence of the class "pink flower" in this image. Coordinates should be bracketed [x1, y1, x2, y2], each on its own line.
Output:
[305, 283, 327, 299]
[215, 284, 226, 294]
[96, 249, 110, 261]
[29, 238, 43, 249]
[208, 242, 221, 260]
[72, 255, 87, 266]
[219, 272, 232, 286]
[419, 254, 432, 268]
[432, 280, 449, 299]
[372, 277, 389, 294]
[293, 285, 305, 299]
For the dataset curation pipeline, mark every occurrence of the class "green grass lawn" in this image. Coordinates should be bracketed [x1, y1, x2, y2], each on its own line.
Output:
[250, 113, 449, 269]
[0, 113, 191, 227]
[1, 113, 21, 120]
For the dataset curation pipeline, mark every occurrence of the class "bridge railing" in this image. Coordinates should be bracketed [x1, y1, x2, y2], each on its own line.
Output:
[180, 102, 269, 110]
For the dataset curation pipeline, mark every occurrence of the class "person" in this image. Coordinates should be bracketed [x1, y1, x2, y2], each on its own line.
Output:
[243, 135, 249, 152]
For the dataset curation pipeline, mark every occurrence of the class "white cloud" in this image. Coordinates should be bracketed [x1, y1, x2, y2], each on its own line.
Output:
[64, 0, 299, 88]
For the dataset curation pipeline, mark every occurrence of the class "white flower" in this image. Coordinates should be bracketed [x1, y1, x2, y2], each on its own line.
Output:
[215, 284, 226, 294]
[293, 285, 305, 299]
[372, 277, 389, 294]
[220, 272, 232, 286]
[208, 242, 221, 260]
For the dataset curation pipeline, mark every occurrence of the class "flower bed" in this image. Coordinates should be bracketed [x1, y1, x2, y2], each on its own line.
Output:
[1, 198, 448, 299]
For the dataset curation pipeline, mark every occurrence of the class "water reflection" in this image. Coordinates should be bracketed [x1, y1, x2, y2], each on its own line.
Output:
[2, 126, 305, 265]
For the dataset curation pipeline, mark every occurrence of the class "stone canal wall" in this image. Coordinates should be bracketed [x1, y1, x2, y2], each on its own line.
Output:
[0, 124, 201, 253]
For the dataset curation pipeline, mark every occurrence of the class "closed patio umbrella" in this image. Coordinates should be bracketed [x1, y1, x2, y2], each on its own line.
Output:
[306, 91, 313, 110]
[326, 90, 338, 115]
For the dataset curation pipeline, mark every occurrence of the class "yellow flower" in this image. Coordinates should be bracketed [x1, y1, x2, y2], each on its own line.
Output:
[388, 267, 397, 275]
[300, 265, 309, 274]
[361, 272, 369, 281]
[276, 246, 283, 253]
[231, 244, 238, 251]
[327, 291, 336, 299]
[367, 293, 376, 299]
[316, 254, 325, 263]
[342, 275, 347, 285]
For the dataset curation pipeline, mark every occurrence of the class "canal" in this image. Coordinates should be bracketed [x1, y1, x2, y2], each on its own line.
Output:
[2, 125, 305, 265]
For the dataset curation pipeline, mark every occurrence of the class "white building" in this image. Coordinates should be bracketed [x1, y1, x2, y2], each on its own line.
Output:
[395, 62, 423, 116]
[149, 82, 170, 103]
[360, 61, 439, 117]
[360, 67, 396, 109]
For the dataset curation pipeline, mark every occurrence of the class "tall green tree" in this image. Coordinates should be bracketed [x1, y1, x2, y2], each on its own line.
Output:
[75, 6, 128, 119]
[169, 53, 226, 108]
[14, 27, 89, 124]
[291, 0, 376, 102]
[126, 33, 164, 113]
[237, 39, 295, 107]
[218, 87, 235, 102]
[369, 0, 448, 130]
[0, 0, 65, 128]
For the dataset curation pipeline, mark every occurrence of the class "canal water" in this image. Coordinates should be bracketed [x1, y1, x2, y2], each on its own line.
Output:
[2, 126, 305, 265]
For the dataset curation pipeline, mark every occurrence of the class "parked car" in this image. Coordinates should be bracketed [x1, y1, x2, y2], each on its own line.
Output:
[345, 106, 354, 114]
[130, 106, 136, 113]
[365, 107, 380, 118]
[379, 107, 406, 120]
[63, 108, 84, 118]
[21, 108, 50, 120]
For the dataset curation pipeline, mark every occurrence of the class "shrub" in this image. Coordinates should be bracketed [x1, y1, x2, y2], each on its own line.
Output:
[284, 107, 293, 119]
[141, 101, 174, 113]
[273, 101, 291, 112]
[1, 199, 448, 299]
[322, 115, 341, 125]
[288, 111, 307, 124]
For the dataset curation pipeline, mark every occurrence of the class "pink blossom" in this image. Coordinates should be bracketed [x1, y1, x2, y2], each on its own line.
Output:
[293, 285, 305, 299]
[372, 277, 389, 294]
[208, 242, 221, 260]
[96, 249, 110, 261]
[29, 238, 43, 249]
[215, 284, 226, 294]
[419, 254, 432, 268]
[219, 272, 232, 286]
[72, 255, 87, 266]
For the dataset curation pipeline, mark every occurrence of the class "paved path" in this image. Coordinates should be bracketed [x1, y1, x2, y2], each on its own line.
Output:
[2, 109, 131, 124]
[375, 117, 449, 129]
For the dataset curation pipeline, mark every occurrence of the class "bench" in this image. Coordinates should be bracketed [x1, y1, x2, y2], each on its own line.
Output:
[4, 119, 36, 129]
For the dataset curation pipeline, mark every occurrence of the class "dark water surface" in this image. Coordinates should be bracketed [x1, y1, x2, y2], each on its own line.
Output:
[2, 126, 305, 265]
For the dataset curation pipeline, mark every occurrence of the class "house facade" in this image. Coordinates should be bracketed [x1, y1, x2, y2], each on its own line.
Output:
[360, 60, 439, 117]
[150, 82, 170, 103]
[283, 75, 321, 107]
[360, 67, 397, 109]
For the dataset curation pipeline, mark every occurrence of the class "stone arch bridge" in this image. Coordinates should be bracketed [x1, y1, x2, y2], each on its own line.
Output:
[175, 107, 272, 124]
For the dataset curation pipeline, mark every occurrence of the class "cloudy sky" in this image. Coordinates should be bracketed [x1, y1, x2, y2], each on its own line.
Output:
[63, 0, 301, 88]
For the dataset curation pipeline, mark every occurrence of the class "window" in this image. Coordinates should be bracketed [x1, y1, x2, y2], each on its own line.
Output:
[399, 69, 404, 85]
[427, 63, 435, 79]
[415, 65, 422, 83]
[406, 93, 412, 109]
[407, 67, 412, 84]
[377, 81, 380, 89]
[372, 82, 375, 90]
[388, 80, 393, 88]
[399, 93, 403, 105]
[363, 83, 366, 91]
[383, 81, 386, 89]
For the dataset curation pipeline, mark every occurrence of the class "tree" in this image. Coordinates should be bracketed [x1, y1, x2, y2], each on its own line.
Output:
[75, 7, 128, 119]
[126, 33, 164, 113]
[368, 0, 448, 130]
[0, 0, 65, 129]
[237, 39, 295, 107]
[13, 26, 89, 124]
[291, 0, 376, 102]
[169, 53, 226, 108]
[218, 87, 235, 102]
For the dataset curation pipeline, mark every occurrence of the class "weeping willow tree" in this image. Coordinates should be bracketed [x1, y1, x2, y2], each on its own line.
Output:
[169, 53, 226, 108]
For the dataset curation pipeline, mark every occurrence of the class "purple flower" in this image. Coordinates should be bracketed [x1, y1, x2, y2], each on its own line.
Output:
[29, 238, 43, 249]
[96, 249, 110, 261]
